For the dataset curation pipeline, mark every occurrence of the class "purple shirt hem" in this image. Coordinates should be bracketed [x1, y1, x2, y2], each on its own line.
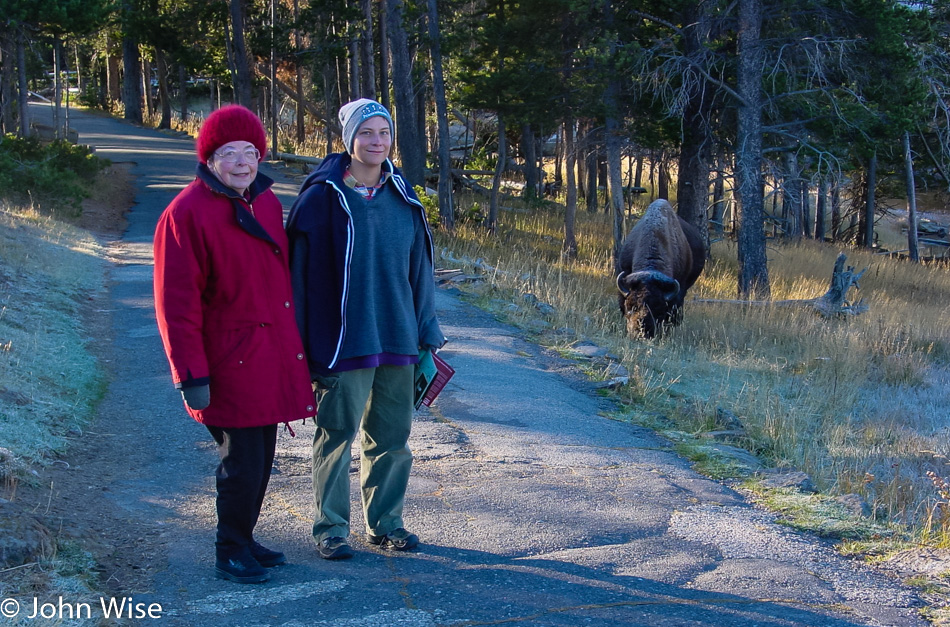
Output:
[331, 352, 419, 373]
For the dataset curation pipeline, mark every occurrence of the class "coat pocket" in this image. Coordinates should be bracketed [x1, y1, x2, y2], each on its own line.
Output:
[207, 325, 259, 372]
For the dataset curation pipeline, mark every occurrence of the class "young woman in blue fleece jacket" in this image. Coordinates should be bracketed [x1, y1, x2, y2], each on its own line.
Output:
[286, 99, 445, 560]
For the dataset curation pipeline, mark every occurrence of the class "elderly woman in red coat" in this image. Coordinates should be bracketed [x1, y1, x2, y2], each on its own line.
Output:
[153, 105, 316, 584]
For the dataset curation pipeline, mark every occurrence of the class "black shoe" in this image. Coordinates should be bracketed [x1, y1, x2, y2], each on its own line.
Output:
[317, 536, 354, 560]
[250, 541, 286, 568]
[367, 528, 419, 551]
[215, 547, 270, 583]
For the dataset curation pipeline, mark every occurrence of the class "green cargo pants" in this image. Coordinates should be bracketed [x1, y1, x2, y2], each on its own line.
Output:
[311, 364, 414, 542]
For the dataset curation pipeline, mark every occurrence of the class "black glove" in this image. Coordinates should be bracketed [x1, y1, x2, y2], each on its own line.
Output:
[181, 384, 210, 410]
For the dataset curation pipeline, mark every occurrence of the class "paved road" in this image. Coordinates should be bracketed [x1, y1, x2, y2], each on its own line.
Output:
[31, 103, 924, 626]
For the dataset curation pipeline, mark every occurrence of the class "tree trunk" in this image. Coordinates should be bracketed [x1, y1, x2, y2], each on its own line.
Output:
[105, 33, 121, 108]
[229, 0, 253, 107]
[830, 181, 841, 241]
[323, 73, 334, 153]
[387, 0, 425, 187]
[361, 0, 377, 99]
[657, 157, 669, 201]
[379, 0, 391, 111]
[735, 0, 769, 299]
[585, 129, 598, 213]
[606, 115, 624, 272]
[427, 0, 453, 230]
[815, 179, 827, 241]
[16, 33, 28, 136]
[677, 115, 710, 238]
[576, 124, 587, 201]
[602, 0, 625, 273]
[53, 38, 64, 138]
[0, 30, 15, 134]
[783, 152, 803, 239]
[107, 53, 121, 108]
[864, 151, 876, 249]
[563, 117, 578, 259]
[122, 31, 143, 124]
[522, 123, 537, 200]
[73, 44, 86, 104]
[677, 2, 711, 247]
[156, 48, 171, 129]
[799, 183, 815, 242]
[488, 114, 506, 233]
[904, 131, 919, 262]
[293, 0, 305, 145]
[141, 55, 153, 119]
[178, 63, 189, 124]
[348, 36, 360, 102]
[711, 148, 726, 235]
[269, 0, 277, 153]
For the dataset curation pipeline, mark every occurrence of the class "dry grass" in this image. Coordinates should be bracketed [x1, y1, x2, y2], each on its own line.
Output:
[434, 192, 950, 543]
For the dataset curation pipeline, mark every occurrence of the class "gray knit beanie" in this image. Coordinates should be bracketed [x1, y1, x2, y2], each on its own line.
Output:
[338, 98, 394, 154]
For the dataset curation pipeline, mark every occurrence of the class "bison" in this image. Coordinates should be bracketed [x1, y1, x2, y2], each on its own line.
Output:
[617, 199, 706, 338]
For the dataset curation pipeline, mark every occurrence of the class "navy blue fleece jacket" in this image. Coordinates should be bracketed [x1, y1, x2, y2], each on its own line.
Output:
[285, 153, 445, 375]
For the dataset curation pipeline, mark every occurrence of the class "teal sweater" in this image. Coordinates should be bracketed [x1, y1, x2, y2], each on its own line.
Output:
[338, 182, 433, 360]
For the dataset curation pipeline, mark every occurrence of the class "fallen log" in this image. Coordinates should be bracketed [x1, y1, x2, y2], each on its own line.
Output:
[694, 253, 869, 317]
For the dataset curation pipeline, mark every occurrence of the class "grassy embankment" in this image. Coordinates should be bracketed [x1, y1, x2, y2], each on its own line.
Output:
[428, 188, 950, 556]
[0, 135, 110, 474]
[0, 134, 111, 614]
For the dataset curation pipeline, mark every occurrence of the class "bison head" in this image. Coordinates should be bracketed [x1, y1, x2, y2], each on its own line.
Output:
[617, 270, 681, 339]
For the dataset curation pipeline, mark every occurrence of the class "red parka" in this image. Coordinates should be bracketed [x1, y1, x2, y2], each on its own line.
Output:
[154, 166, 316, 428]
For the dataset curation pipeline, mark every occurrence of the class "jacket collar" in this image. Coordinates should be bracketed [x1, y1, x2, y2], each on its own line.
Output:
[306, 153, 395, 189]
[195, 163, 277, 246]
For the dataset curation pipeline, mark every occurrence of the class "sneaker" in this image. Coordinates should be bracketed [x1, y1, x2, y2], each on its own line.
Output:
[250, 541, 286, 568]
[317, 536, 354, 560]
[367, 528, 419, 551]
[215, 547, 270, 584]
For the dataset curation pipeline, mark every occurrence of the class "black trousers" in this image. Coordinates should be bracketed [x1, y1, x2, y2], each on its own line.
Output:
[206, 424, 278, 555]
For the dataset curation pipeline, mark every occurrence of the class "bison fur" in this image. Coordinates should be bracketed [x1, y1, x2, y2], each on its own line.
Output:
[617, 199, 706, 338]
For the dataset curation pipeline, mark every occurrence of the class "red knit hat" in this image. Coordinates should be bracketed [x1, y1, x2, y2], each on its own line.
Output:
[196, 105, 267, 164]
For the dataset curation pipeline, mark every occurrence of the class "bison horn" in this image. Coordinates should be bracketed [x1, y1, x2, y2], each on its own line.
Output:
[663, 278, 681, 301]
[616, 272, 630, 296]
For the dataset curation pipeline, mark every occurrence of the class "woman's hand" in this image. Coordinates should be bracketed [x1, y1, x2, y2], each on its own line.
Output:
[181, 384, 211, 410]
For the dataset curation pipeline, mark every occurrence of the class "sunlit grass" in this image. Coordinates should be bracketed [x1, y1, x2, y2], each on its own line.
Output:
[434, 191, 950, 544]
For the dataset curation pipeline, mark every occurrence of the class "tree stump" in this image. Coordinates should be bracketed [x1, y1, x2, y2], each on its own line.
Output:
[809, 253, 868, 317]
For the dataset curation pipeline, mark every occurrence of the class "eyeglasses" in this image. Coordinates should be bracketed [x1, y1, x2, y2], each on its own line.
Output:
[214, 148, 260, 163]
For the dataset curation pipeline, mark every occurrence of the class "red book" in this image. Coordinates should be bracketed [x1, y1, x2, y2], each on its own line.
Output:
[414, 350, 455, 409]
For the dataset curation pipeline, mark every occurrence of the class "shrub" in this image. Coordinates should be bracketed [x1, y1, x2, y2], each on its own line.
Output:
[0, 134, 109, 213]
[415, 185, 441, 225]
